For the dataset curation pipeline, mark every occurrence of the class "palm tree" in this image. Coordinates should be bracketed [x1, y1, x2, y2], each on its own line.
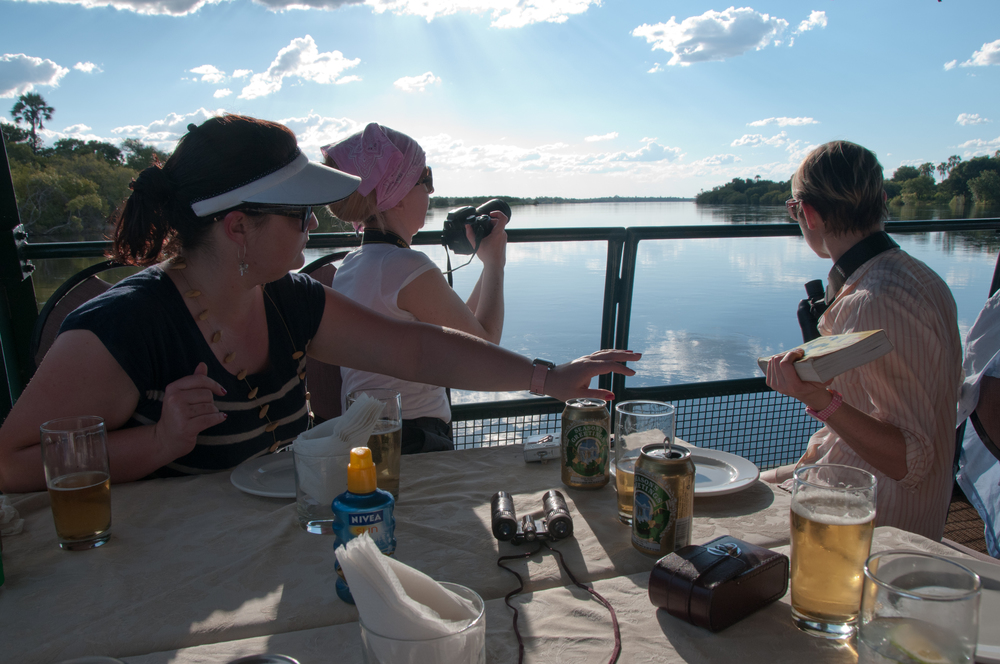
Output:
[10, 93, 54, 153]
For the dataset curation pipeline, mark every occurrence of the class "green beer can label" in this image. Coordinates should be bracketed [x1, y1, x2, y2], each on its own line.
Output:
[631, 470, 680, 554]
[564, 424, 609, 485]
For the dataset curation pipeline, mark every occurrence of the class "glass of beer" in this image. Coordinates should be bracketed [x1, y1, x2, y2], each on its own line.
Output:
[614, 401, 675, 524]
[857, 551, 980, 664]
[789, 464, 876, 639]
[346, 389, 402, 499]
[40, 416, 112, 551]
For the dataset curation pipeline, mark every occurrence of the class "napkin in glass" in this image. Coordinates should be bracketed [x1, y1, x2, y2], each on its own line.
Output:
[337, 533, 481, 657]
[293, 394, 384, 506]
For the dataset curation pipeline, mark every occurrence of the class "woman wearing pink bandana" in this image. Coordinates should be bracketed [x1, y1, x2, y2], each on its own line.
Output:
[321, 124, 510, 454]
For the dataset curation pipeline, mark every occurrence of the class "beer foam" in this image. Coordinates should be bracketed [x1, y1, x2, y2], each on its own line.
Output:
[791, 489, 875, 525]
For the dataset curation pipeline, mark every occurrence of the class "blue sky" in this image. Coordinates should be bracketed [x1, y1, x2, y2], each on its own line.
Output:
[1, 0, 999, 198]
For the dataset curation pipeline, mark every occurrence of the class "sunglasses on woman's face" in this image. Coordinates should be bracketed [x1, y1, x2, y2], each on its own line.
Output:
[419, 166, 434, 194]
[238, 205, 314, 232]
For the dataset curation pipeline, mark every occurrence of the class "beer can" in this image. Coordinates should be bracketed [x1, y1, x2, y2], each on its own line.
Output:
[631, 443, 695, 556]
[560, 398, 611, 489]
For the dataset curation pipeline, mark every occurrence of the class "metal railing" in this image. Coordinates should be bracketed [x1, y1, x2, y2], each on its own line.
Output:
[2, 141, 1000, 469]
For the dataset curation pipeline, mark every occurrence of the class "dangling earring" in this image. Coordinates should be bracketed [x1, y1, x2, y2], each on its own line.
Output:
[237, 245, 249, 277]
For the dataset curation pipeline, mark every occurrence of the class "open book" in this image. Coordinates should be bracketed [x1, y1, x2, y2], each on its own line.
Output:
[757, 330, 893, 383]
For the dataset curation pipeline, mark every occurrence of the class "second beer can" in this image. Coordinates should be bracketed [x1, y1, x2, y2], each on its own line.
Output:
[631, 443, 695, 556]
[560, 398, 611, 489]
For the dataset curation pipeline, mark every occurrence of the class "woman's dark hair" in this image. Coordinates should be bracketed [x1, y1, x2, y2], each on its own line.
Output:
[111, 115, 298, 266]
[794, 141, 888, 236]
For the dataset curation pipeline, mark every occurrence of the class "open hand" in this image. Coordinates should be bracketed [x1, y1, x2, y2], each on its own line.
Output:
[153, 362, 227, 460]
[546, 349, 642, 402]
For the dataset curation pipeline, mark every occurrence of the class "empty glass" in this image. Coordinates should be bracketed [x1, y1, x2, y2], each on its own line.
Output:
[858, 550, 981, 663]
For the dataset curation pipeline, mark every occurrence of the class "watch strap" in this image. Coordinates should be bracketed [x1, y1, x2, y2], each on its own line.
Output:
[530, 359, 554, 396]
[806, 389, 843, 422]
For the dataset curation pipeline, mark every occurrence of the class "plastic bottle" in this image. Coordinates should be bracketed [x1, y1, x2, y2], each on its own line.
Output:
[332, 446, 396, 604]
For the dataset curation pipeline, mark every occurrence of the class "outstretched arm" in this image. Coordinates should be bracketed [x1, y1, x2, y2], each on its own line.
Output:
[310, 286, 638, 402]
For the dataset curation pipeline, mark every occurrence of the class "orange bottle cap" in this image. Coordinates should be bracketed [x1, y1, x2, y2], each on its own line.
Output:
[347, 447, 377, 494]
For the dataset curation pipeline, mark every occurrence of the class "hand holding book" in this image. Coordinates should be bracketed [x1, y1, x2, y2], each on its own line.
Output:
[757, 330, 893, 384]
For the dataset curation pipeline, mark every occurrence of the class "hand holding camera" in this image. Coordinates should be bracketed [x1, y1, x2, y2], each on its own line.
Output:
[442, 199, 512, 255]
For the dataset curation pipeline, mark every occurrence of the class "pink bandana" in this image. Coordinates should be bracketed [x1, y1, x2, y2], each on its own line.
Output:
[321, 124, 425, 212]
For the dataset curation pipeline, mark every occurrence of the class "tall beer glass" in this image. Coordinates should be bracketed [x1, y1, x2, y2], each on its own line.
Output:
[614, 401, 675, 525]
[40, 416, 112, 550]
[789, 464, 876, 639]
[346, 389, 402, 499]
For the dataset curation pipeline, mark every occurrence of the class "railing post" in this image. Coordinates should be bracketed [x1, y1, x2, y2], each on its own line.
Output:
[598, 229, 625, 392]
[611, 228, 640, 404]
[0, 141, 37, 417]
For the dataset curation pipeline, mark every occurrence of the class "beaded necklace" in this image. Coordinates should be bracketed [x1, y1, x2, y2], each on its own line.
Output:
[168, 257, 307, 449]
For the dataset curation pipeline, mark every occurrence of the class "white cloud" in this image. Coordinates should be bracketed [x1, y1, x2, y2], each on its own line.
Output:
[393, 71, 440, 93]
[794, 10, 826, 33]
[232, 69, 252, 78]
[731, 131, 788, 148]
[957, 113, 990, 126]
[6, 0, 597, 25]
[364, 0, 601, 29]
[944, 60, 958, 71]
[959, 39, 1000, 68]
[336, 75, 362, 84]
[694, 153, 740, 166]
[279, 112, 364, 155]
[747, 116, 817, 127]
[632, 7, 789, 66]
[63, 123, 92, 133]
[73, 61, 101, 73]
[213, 88, 232, 98]
[239, 36, 361, 99]
[957, 136, 1000, 158]
[190, 64, 227, 84]
[0, 53, 70, 98]
[110, 108, 224, 151]
[585, 132, 618, 142]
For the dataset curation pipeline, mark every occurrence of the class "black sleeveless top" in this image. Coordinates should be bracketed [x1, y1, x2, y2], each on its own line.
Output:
[61, 267, 326, 476]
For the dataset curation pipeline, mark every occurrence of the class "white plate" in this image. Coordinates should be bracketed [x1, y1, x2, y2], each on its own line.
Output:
[944, 556, 1000, 663]
[230, 454, 296, 498]
[688, 448, 760, 497]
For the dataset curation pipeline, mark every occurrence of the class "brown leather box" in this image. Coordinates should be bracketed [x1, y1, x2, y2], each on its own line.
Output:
[648, 535, 789, 632]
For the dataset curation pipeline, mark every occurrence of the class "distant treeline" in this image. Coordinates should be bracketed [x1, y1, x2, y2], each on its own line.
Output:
[696, 152, 1000, 208]
[430, 195, 691, 209]
[695, 177, 790, 206]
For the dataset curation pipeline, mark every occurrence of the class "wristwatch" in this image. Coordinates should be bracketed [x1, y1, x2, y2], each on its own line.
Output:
[530, 359, 555, 396]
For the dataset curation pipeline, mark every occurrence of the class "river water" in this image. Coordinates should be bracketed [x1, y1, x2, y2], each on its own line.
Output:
[303, 201, 1000, 404]
[30, 201, 999, 404]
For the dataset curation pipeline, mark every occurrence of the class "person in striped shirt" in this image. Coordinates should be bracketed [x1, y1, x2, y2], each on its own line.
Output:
[764, 141, 962, 540]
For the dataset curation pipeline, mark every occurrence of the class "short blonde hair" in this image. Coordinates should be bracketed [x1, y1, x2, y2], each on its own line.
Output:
[794, 141, 887, 236]
[323, 156, 385, 230]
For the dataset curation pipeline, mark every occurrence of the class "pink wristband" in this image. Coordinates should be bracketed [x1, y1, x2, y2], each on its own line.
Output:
[806, 390, 843, 422]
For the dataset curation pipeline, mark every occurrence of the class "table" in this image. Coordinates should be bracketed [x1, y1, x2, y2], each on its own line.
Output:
[0, 445, 971, 663]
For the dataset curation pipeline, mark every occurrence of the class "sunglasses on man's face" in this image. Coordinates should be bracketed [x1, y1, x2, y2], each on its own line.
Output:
[238, 205, 314, 232]
[419, 166, 434, 195]
[785, 198, 802, 222]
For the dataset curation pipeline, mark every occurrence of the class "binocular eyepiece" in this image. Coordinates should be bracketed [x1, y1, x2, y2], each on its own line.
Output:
[490, 490, 573, 545]
[442, 199, 512, 255]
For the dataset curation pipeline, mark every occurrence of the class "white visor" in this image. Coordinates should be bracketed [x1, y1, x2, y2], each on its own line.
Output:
[190, 153, 361, 218]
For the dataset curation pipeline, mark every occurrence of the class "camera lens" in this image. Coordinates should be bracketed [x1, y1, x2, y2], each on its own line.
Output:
[491, 491, 518, 541]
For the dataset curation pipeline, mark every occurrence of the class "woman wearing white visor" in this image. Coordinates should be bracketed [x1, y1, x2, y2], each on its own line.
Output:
[0, 115, 639, 492]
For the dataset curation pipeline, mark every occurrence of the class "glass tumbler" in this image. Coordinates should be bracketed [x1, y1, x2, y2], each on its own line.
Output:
[346, 389, 402, 499]
[857, 550, 981, 664]
[40, 416, 112, 550]
[614, 401, 675, 525]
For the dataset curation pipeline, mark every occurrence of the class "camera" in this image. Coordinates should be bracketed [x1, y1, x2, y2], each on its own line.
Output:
[491, 490, 574, 544]
[797, 279, 828, 343]
[442, 199, 512, 255]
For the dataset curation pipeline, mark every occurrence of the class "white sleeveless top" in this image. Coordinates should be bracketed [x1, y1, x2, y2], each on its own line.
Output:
[331, 243, 451, 422]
